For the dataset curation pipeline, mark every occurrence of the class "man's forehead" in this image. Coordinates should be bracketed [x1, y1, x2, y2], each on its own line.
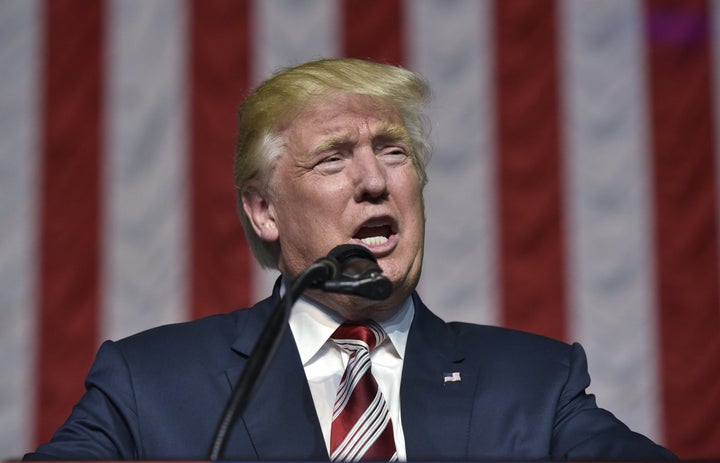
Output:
[314, 119, 408, 141]
[287, 94, 410, 148]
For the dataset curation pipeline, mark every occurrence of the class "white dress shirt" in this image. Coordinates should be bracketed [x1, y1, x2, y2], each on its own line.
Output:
[288, 295, 414, 461]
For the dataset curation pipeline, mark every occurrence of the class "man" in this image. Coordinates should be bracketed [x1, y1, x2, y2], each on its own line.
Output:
[26, 58, 675, 461]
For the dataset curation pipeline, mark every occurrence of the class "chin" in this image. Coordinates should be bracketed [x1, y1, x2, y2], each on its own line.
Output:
[309, 290, 406, 322]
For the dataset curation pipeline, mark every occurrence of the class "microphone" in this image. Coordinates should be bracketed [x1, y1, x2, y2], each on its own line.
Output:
[313, 244, 393, 300]
[207, 244, 390, 460]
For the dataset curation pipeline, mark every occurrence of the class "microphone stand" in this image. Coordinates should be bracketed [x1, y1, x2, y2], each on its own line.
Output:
[207, 262, 331, 461]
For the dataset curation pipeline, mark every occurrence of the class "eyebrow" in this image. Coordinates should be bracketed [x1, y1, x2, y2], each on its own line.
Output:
[375, 123, 412, 147]
[309, 123, 411, 157]
[309, 134, 354, 157]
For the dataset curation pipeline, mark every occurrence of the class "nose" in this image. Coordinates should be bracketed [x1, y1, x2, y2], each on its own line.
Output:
[353, 149, 388, 203]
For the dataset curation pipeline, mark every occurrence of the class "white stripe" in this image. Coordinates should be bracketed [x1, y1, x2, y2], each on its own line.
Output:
[103, 0, 188, 340]
[0, 0, 41, 458]
[348, 400, 390, 461]
[333, 353, 371, 418]
[409, 0, 498, 325]
[0, 0, 41, 457]
[250, 0, 339, 302]
[560, 0, 660, 441]
[254, 0, 339, 81]
[333, 392, 389, 461]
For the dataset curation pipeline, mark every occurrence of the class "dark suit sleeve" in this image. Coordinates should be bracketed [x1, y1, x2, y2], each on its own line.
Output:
[24, 341, 139, 460]
[551, 342, 676, 460]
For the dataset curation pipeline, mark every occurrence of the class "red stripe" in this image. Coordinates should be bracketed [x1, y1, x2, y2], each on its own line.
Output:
[190, 0, 255, 319]
[36, 0, 103, 445]
[341, 0, 404, 66]
[494, 0, 567, 341]
[645, 0, 720, 457]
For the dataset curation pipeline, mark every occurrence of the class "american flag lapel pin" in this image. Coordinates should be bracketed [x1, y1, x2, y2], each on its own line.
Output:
[443, 371, 461, 384]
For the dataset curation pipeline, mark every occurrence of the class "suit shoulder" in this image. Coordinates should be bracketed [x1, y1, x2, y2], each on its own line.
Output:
[110, 297, 272, 365]
[446, 321, 573, 363]
[411, 294, 573, 364]
[446, 321, 566, 344]
[117, 309, 233, 346]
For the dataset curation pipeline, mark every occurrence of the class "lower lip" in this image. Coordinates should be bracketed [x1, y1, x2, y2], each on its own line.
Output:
[351, 233, 398, 257]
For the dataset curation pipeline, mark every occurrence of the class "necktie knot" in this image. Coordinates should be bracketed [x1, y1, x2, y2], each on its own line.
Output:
[331, 321, 386, 353]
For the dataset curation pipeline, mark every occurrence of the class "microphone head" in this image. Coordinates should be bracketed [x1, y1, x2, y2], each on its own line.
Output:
[327, 244, 378, 263]
[322, 244, 392, 300]
[328, 244, 381, 279]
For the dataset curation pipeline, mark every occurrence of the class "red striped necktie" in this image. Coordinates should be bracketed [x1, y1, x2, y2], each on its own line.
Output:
[330, 321, 398, 462]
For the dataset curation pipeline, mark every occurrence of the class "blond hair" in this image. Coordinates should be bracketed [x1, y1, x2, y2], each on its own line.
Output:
[234, 58, 431, 268]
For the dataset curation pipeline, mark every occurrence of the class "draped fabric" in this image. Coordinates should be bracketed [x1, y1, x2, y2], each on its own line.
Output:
[1, 0, 719, 459]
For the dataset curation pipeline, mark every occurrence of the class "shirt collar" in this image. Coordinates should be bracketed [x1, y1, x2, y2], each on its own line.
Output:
[288, 294, 415, 366]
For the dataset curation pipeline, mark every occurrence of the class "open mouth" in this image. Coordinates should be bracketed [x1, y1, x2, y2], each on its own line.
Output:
[353, 220, 396, 247]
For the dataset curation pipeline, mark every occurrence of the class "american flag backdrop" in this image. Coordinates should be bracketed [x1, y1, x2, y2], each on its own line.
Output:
[1, 0, 719, 459]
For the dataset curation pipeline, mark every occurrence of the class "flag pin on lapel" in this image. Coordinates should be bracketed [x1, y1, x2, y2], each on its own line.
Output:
[443, 371, 461, 383]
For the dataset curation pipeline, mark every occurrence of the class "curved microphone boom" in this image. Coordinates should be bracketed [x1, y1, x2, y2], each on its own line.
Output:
[207, 244, 391, 460]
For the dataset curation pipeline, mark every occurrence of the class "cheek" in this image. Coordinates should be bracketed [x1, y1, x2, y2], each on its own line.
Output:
[396, 177, 424, 218]
[280, 183, 350, 233]
[319, 176, 353, 197]
[303, 181, 354, 217]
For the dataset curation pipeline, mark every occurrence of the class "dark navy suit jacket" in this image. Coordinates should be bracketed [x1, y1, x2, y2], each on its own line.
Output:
[27, 286, 675, 461]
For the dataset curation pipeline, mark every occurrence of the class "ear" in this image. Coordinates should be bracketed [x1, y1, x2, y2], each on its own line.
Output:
[241, 185, 279, 242]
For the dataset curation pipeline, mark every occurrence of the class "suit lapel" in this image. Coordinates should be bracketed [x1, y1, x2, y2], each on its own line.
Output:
[223, 287, 329, 461]
[401, 294, 479, 460]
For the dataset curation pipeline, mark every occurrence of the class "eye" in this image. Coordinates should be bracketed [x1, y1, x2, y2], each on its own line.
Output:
[320, 154, 342, 163]
[379, 145, 410, 165]
[314, 153, 345, 174]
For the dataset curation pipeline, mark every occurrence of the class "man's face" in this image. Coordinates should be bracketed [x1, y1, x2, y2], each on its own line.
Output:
[257, 93, 425, 319]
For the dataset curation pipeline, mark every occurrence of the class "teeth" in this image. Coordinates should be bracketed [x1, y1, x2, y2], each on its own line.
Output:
[360, 236, 388, 246]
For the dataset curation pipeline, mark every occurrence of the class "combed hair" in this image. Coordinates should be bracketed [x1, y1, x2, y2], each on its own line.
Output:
[234, 58, 431, 269]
